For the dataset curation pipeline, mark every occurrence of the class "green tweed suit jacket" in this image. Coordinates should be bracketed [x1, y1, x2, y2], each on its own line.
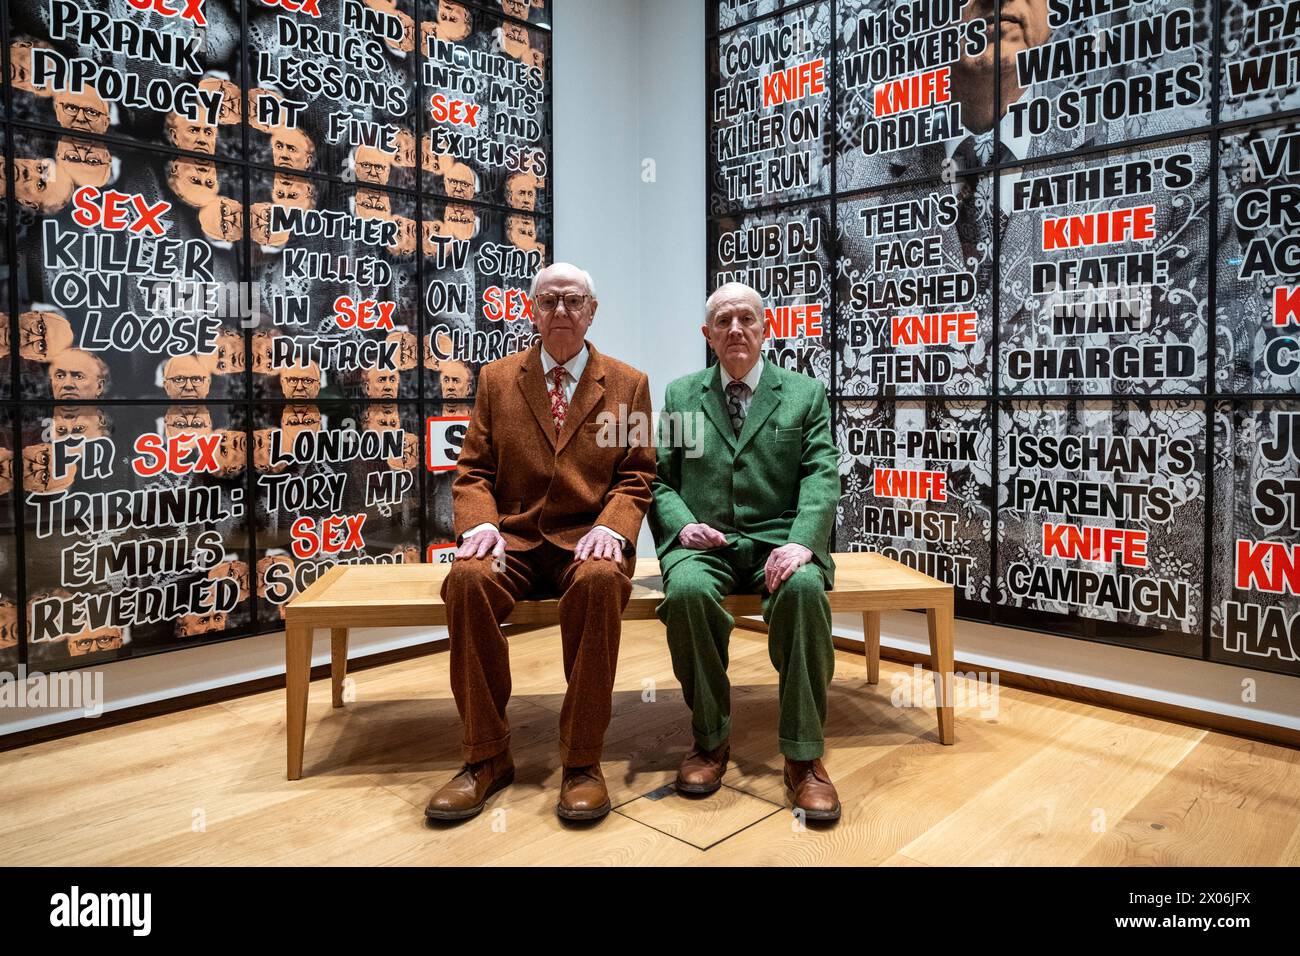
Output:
[650, 358, 840, 586]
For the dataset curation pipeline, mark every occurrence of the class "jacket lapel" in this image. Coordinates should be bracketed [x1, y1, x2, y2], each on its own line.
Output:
[517, 343, 558, 450]
[700, 364, 737, 451]
[734, 359, 781, 456]
[556, 341, 606, 454]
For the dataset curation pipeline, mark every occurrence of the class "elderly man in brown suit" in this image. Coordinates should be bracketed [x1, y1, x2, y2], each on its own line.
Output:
[426, 262, 656, 823]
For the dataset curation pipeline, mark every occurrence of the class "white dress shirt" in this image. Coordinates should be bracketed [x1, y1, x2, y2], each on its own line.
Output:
[463, 344, 626, 547]
[720, 356, 764, 417]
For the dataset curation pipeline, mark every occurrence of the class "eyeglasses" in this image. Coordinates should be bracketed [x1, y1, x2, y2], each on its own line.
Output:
[535, 293, 589, 314]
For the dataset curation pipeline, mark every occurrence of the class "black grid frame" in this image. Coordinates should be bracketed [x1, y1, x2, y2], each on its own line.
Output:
[0, 0, 554, 673]
[707, 0, 1300, 677]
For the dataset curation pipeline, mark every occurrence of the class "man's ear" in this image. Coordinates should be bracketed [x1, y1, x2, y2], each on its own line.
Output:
[588, 300, 598, 322]
[700, 324, 711, 343]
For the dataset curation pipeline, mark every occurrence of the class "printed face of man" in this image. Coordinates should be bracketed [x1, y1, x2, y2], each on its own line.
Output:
[355, 144, 393, 185]
[247, 89, 280, 133]
[501, 0, 529, 19]
[163, 405, 213, 439]
[962, 0, 1051, 79]
[423, 218, 449, 254]
[363, 404, 401, 434]
[163, 355, 212, 400]
[506, 213, 539, 251]
[52, 406, 108, 442]
[10, 41, 51, 96]
[210, 329, 246, 376]
[391, 432, 418, 471]
[49, 349, 107, 400]
[703, 286, 766, 378]
[54, 89, 110, 134]
[168, 159, 221, 208]
[252, 428, 284, 473]
[280, 404, 322, 453]
[23, 442, 76, 493]
[392, 129, 416, 168]
[272, 173, 315, 209]
[531, 264, 595, 362]
[356, 189, 391, 218]
[201, 77, 241, 125]
[19, 311, 73, 362]
[389, 216, 418, 257]
[272, 127, 315, 170]
[444, 162, 476, 200]
[439, 361, 471, 398]
[422, 136, 453, 176]
[67, 624, 124, 656]
[252, 331, 278, 375]
[198, 196, 243, 243]
[0, 448, 12, 497]
[388, 331, 418, 371]
[364, 367, 399, 398]
[501, 21, 530, 60]
[506, 172, 537, 210]
[0, 601, 16, 649]
[250, 201, 287, 247]
[177, 612, 226, 637]
[209, 559, 250, 602]
[166, 112, 216, 154]
[528, 45, 545, 78]
[279, 362, 320, 399]
[214, 428, 246, 477]
[435, 0, 471, 41]
[444, 203, 477, 241]
[56, 138, 112, 188]
[13, 158, 74, 214]
[257, 555, 293, 607]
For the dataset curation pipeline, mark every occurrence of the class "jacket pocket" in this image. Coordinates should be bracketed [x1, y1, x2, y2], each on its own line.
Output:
[774, 427, 801, 443]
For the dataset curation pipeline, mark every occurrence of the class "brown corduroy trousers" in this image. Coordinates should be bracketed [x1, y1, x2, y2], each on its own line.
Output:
[440, 542, 634, 768]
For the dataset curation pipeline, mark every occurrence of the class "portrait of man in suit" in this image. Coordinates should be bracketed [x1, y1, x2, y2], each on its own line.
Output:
[426, 262, 656, 824]
[651, 282, 843, 820]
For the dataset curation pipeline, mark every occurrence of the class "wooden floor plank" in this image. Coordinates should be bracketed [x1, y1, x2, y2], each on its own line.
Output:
[0, 622, 1294, 867]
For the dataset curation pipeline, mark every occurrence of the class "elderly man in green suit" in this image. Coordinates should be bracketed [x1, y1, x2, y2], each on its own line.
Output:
[651, 282, 842, 820]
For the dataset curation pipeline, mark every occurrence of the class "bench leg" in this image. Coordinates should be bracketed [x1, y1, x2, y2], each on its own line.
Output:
[286, 624, 313, 780]
[926, 600, 956, 745]
[331, 628, 349, 708]
[862, 611, 880, 685]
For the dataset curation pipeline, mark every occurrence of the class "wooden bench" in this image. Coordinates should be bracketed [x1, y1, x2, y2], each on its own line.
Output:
[283, 553, 956, 780]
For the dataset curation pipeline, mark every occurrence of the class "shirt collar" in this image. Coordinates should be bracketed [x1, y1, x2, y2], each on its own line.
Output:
[540, 343, 588, 382]
[720, 356, 763, 393]
[942, 87, 1031, 165]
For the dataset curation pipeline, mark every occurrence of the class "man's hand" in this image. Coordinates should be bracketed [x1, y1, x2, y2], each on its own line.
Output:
[764, 543, 813, 593]
[457, 527, 506, 562]
[575, 527, 622, 561]
[679, 523, 728, 550]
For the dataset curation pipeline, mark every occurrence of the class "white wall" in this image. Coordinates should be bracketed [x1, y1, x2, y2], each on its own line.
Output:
[3, 1, 1296, 737]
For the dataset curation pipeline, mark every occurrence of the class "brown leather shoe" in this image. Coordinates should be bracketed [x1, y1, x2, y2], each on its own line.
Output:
[556, 763, 611, 821]
[783, 757, 841, 822]
[425, 751, 515, 821]
[675, 742, 729, 795]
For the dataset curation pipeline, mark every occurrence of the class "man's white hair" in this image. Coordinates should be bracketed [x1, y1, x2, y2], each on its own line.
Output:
[530, 262, 597, 299]
[705, 282, 763, 322]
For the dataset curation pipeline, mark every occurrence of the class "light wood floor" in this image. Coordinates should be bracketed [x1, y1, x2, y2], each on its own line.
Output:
[3, 621, 1299, 866]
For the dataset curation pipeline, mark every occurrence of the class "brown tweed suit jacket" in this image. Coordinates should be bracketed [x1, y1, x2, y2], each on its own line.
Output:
[451, 340, 656, 551]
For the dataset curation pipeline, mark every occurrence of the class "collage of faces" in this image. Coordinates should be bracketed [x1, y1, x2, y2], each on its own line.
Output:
[708, 0, 1300, 677]
[0, 0, 552, 672]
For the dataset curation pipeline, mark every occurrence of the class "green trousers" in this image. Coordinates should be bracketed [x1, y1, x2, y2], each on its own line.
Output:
[655, 539, 834, 760]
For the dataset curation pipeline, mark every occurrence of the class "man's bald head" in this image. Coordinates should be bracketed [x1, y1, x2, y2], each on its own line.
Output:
[705, 282, 763, 324]
[529, 261, 595, 300]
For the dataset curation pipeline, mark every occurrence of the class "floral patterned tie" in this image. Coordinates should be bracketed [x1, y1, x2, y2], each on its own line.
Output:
[549, 365, 568, 435]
